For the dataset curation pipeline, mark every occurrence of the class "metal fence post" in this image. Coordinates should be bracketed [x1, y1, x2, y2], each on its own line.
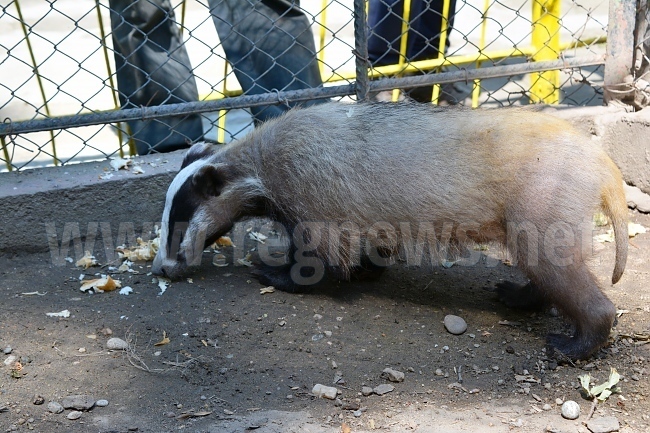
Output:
[353, 0, 369, 101]
[604, 0, 637, 103]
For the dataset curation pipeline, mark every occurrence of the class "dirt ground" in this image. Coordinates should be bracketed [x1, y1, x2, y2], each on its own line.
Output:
[1, 211, 649, 433]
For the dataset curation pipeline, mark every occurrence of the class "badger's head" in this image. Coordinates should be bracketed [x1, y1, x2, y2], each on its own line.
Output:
[152, 142, 262, 279]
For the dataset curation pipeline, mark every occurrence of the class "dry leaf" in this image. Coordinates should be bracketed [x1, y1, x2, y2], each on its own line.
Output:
[260, 286, 275, 295]
[341, 422, 351, 433]
[154, 331, 170, 346]
[80, 275, 121, 293]
[176, 411, 212, 420]
[76, 251, 98, 269]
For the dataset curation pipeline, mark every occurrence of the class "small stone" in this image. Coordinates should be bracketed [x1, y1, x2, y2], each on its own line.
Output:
[47, 402, 64, 414]
[78, 347, 86, 353]
[3, 355, 16, 366]
[127, 427, 139, 432]
[586, 416, 620, 433]
[443, 315, 467, 335]
[361, 386, 374, 396]
[67, 411, 83, 420]
[555, 398, 564, 405]
[382, 368, 405, 382]
[342, 402, 360, 411]
[313, 314, 323, 321]
[373, 384, 395, 396]
[95, 399, 109, 407]
[3, 346, 12, 355]
[32, 395, 44, 405]
[100, 327, 113, 336]
[106, 338, 129, 350]
[542, 403, 552, 411]
[62, 395, 95, 411]
[561, 400, 580, 420]
[435, 368, 444, 376]
[353, 409, 363, 417]
[312, 384, 338, 400]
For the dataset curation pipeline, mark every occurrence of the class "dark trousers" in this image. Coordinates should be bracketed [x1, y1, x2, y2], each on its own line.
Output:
[109, 0, 323, 154]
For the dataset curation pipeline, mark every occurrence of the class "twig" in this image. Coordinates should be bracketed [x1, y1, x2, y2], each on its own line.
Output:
[587, 399, 598, 420]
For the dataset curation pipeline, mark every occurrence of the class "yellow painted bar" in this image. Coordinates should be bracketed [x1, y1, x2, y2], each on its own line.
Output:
[217, 61, 230, 144]
[530, 0, 561, 103]
[318, 0, 328, 78]
[15, 0, 58, 166]
[95, 0, 135, 157]
[392, 0, 412, 101]
[471, 0, 491, 108]
[199, 36, 606, 102]
[1, 136, 11, 172]
[431, 0, 451, 104]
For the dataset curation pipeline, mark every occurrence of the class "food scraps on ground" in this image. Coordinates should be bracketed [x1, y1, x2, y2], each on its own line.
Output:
[76, 251, 98, 269]
[80, 275, 121, 293]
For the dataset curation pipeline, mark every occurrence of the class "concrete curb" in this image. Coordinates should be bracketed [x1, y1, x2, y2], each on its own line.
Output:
[1, 105, 649, 256]
[0, 151, 185, 255]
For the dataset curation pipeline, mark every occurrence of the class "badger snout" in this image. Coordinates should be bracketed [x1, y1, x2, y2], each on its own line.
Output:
[151, 253, 186, 280]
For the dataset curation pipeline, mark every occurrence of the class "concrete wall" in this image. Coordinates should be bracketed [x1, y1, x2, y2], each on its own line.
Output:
[0, 153, 182, 257]
[1, 105, 649, 257]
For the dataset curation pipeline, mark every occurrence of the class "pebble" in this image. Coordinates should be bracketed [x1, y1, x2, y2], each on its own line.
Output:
[3, 355, 17, 366]
[47, 402, 64, 414]
[542, 403, 552, 411]
[561, 400, 580, 420]
[95, 399, 109, 407]
[67, 411, 83, 420]
[3, 346, 11, 355]
[373, 384, 395, 396]
[62, 395, 95, 411]
[586, 416, 620, 433]
[443, 315, 467, 335]
[382, 368, 405, 383]
[361, 386, 374, 396]
[312, 384, 338, 400]
[33, 395, 45, 405]
[106, 337, 129, 350]
[435, 368, 444, 376]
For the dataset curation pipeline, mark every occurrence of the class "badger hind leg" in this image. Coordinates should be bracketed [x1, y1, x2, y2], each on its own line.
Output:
[494, 281, 547, 310]
[521, 259, 616, 360]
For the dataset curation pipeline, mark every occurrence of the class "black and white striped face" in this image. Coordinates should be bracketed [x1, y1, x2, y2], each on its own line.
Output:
[152, 142, 236, 279]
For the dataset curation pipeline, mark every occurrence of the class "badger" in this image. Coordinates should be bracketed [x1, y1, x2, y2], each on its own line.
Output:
[152, 101, 628, 360]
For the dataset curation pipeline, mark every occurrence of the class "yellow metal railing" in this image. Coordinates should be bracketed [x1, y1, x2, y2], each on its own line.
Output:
[531, 0, 562, 103]
[13, 0, 58, 167]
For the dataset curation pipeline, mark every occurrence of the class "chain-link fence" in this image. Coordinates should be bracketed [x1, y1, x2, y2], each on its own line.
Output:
[0, 1, 621, 171]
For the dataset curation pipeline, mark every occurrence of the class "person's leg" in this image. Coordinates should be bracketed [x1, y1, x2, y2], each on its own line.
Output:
[209, 0, 324, 123]
[109, 0, 203, 154]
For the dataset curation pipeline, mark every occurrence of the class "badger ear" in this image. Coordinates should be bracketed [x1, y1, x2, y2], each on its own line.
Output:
[191, 164, 232, 197]
[181, 142, 217, 169]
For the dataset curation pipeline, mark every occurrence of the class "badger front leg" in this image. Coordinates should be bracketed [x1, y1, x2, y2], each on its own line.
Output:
[252, 223, 325, 293]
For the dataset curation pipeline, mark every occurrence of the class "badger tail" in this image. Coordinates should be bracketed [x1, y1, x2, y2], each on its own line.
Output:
[601, 159, 628, 284]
